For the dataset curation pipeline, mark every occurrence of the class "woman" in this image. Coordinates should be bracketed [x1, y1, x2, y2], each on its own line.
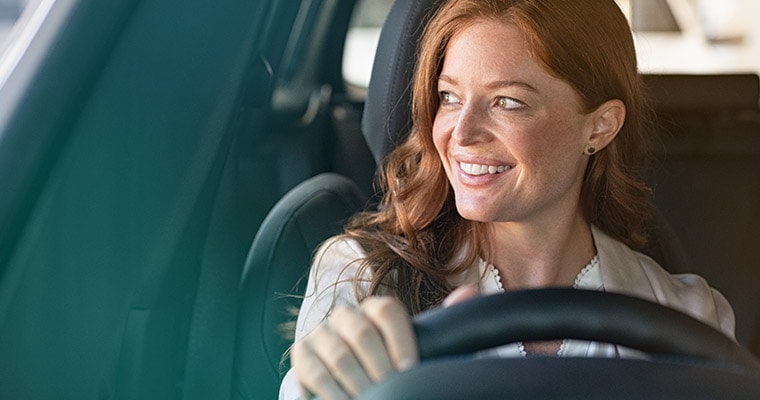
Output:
[280, 0, 735, 399]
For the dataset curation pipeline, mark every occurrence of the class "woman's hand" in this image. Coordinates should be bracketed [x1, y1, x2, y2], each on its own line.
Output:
[442, 285, 480, 307]
[291, 286, 481, 399]
[291, 296, 418, 400]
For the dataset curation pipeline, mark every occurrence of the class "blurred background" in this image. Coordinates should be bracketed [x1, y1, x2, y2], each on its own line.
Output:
[4, 0, 759, 91]
[340, 0, 760, 92]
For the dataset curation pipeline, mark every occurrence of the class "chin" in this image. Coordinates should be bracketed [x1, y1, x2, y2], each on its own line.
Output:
[455, 205, 501, 223]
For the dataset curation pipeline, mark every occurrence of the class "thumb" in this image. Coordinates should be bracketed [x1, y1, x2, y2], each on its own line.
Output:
[442, 285, 480, 307]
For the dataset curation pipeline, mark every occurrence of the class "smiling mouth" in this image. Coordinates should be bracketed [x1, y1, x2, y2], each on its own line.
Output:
[459, 162, 512, 176]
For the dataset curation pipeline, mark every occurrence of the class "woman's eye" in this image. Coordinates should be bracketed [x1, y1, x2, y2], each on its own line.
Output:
[439, 91, 459, 105]
[496, 96, 524, 110]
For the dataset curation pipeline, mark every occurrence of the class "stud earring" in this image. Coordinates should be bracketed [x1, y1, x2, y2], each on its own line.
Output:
[586, 147, 596, 155]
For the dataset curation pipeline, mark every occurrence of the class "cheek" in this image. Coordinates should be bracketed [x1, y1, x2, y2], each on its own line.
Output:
[505, 121, 558, 162]
[432, 116, 450, 162]
[522, 115, 585, 158]
[508, 117, 587, 181]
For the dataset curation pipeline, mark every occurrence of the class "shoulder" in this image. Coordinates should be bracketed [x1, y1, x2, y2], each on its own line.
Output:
[305, 236, 368, 296]
[637, 255, 735, 337]
[308, 235, 371, 296]
[294, 235, 370, 340]
[593, 226, 736, 338]
[313, 234, 367, 265]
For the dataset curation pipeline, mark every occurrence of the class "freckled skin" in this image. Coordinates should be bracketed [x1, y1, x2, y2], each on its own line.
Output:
[432, 19, 597, 227]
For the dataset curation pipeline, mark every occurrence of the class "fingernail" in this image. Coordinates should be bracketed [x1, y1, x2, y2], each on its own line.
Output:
[398, 358, 416, 371]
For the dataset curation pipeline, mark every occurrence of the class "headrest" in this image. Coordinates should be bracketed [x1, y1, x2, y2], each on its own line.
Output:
[361, 0, 444, 164]
[643, 74, 760, 111]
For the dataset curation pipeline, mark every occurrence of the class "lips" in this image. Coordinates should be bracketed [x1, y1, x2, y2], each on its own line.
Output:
[459, 161, 512, 176]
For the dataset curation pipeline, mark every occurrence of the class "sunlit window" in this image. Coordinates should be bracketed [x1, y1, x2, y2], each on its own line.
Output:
[629, 0, 760, 74]
[0, 0, 54, 89]
[342, 0, 393, 94]
[0, 0, 32, 52]
[342, 0, 760, 92]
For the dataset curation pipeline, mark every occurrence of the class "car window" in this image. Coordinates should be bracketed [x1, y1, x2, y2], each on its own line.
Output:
[0, 0, 36, 52]
[626, 0, 760, 74]
[0, 0, 24, 45]
[342, 0, 760, 94]
[0, 0, 50, 88]
[342, 0, 393, 95]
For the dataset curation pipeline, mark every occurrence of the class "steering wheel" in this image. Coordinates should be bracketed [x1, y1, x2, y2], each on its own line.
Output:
[358, 288, 760, 399]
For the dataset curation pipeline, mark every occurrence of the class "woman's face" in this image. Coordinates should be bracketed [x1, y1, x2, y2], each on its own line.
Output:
[433, 19, 597, 226]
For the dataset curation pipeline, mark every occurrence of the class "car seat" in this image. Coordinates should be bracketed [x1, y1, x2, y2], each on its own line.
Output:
[643, 72, 760, 353]
[233, 0, 693, 397]
[233, 173, 367, 399]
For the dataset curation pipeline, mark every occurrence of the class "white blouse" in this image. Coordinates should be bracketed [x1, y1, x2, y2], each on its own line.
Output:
[278, 226, 735, 399]
[475, 255, 620, 359]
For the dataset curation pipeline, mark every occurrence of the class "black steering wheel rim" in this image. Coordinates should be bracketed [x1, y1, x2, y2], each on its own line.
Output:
[413, 288, 758, 369]
[359, 357, 760, 400]
[358, 288, 760, 400]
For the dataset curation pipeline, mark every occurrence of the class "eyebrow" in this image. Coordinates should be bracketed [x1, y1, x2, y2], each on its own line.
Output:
[438, 74, 539, 93]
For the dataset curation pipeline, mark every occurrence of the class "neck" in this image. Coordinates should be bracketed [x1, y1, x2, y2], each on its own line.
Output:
[487, 210, 595, 290]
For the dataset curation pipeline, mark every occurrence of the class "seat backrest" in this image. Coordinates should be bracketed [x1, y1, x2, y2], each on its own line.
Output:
[233, 173, 366, 399]
[643, 74, 760, 111]
[644, 77, 760, 352]
[361, 0, 445, 165]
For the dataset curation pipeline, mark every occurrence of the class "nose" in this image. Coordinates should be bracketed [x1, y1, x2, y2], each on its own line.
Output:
[452, 103, 491, 146]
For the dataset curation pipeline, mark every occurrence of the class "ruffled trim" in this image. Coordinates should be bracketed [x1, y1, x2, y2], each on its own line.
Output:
[488, 262, 505, 292]
[482, 254, 601, 358]
[573, 255, 600, 288]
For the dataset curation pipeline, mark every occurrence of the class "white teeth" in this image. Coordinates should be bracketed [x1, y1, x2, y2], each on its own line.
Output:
[460, 162, 511, 176]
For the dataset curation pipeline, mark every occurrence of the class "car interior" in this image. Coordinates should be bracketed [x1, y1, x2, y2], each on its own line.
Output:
[239, 0, 760, 398]
[0, 0, 758, 398]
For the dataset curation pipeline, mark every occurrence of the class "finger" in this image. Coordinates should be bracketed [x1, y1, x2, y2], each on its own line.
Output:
[361, 296, 419, 372]
[443, 285, 480, 307]
[298, 384, 315, 400]
[329, 305, 394, 382]
[310, 323, 373, 397]
[291, 339, 350, 400]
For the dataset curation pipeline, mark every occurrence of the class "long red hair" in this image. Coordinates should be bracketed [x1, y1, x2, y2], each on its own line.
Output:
[346, 0, 652, 313]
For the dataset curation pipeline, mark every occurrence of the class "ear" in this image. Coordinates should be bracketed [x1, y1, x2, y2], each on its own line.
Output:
[585, 99, 626, 154]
